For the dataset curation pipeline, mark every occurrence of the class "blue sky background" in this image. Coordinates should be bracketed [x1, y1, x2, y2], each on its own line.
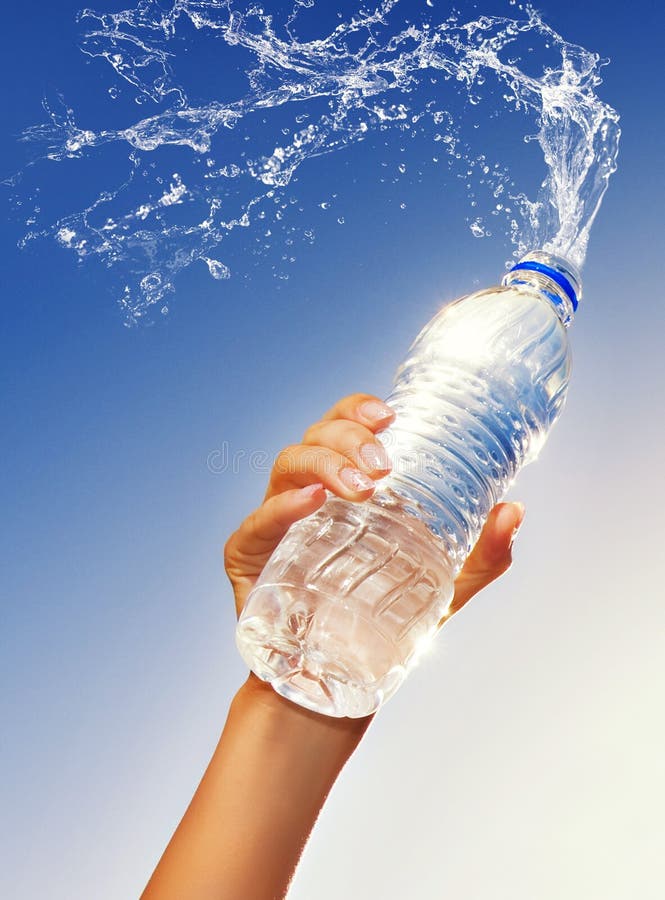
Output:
[2, 2, 665, 898]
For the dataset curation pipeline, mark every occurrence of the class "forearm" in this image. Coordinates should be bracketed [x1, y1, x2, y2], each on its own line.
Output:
[141, 674, 374, 900]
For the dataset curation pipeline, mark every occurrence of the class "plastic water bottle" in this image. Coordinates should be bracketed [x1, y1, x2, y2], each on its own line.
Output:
[236, 251, 581, 717]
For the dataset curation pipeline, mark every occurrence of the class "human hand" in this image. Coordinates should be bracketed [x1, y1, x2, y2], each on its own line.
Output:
[224, 392, 525, 622]
[142, 395, 525, 900]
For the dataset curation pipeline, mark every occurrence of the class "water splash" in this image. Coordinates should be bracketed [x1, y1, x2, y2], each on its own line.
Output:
[8, 1, 619, 323]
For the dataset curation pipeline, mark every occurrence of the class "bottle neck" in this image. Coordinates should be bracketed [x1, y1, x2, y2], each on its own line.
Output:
[502, 251, 582, 327]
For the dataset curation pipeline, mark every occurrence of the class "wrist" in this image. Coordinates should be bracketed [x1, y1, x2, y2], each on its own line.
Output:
[234, 672, 375, 757]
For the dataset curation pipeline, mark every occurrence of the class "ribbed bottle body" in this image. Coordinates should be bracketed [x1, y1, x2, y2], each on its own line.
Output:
[377, 283, 571, 570]
[236, 272, 574, 718]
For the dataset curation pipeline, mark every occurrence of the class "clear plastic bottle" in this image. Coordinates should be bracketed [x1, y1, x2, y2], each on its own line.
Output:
[236, 251, 581, 717]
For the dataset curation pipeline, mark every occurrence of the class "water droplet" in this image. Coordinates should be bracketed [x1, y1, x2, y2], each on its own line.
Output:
[204, 258, 231, 280]
[469, 219, 486, 238]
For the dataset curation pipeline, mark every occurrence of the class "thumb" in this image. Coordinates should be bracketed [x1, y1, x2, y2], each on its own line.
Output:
[442, 501, 526, 621]
[224, 483, 327, 616]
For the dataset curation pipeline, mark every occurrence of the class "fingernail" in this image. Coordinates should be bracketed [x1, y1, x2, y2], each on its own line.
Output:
[359, 442, 392, 472]
[358, 400, 395, 425]
[300, 482, 324, 498]
[338, 466, 375, 493]
[509, 502, 526, 547]
[513, 502, 526, 531]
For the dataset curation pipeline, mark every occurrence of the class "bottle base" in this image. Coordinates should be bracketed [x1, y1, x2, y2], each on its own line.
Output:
[235, 584, 408, 718]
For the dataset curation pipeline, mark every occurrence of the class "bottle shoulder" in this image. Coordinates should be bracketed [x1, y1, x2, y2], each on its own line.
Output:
[394, 283, 573, 427]
[409, 284, 569, 362]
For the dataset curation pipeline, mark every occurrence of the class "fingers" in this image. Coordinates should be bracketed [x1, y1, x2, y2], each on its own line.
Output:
[265, 443, 380, 502]
[224, 483, 327, 615]
[264, 393, 396, 503]
[320, 393, 395, 431]
[228, 393, 396, 615]
[302, 419, 392, 477]
[442, 502, 526, 622]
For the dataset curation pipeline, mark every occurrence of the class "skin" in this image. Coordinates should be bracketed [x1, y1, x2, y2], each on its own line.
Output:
[141, 393, 525, 900]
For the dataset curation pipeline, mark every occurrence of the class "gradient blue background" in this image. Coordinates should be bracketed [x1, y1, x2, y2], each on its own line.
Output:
[2, 2, 664, 898]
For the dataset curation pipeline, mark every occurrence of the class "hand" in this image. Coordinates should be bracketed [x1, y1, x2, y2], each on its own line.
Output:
[142, 393, 527, 900]
[224, 392, 525, 621]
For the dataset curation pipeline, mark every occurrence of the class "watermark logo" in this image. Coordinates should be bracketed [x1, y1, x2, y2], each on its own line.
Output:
[206, 432, 439, 478]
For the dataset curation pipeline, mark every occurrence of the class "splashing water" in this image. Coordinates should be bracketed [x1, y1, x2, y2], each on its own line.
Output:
[8, 0, 619, 323]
